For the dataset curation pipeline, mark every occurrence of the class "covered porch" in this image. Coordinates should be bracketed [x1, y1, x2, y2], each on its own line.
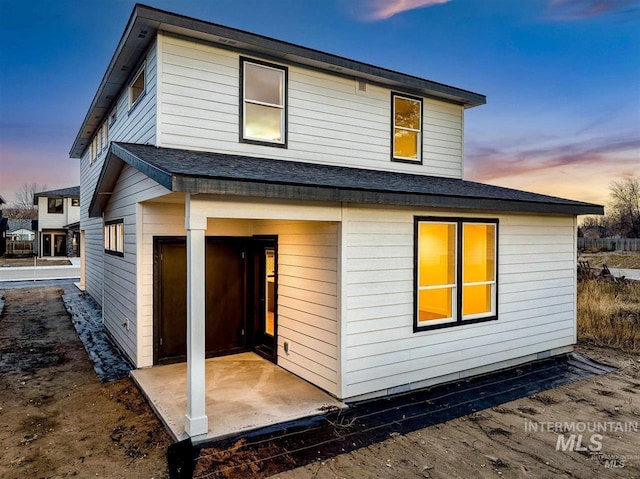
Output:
[131, 352, 344, 442]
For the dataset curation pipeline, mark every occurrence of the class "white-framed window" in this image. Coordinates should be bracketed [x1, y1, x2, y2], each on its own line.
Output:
[104, 219, 124, 256]
[129, 62, 146, 108]
[241, 57, 287, 147]
[415, 217, 498, 331]
[392, 92, 422, 163]
[101, 123, 108, 150]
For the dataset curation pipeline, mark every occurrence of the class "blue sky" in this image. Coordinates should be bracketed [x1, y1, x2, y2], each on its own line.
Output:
[0, 0, 638, 207]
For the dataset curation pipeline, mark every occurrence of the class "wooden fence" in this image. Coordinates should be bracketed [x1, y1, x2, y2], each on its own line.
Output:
[6, 240, 34, 255]
[578, 238, 640, 252]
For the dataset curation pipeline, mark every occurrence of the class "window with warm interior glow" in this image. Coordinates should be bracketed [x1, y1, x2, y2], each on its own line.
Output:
[392, 93, 422, 163]
[241, 58, 287, 146]
[415, 217, 497, 331]
[104, 219, 124, 256]
[71, 198, 80, 207]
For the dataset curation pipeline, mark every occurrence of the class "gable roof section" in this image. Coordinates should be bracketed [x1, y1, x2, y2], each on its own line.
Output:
[89, 142, 603, 217]
[7, 219, 34, 234]
[33, 186, 80, 205]
[70, 4, 486, 159]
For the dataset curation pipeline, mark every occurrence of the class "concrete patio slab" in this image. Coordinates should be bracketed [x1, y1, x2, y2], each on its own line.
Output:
[130, 352, 344, 443]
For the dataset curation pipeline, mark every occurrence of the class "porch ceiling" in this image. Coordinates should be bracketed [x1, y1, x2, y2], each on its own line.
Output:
[130, 352, 344, 443]
[89, 142, 604, 217]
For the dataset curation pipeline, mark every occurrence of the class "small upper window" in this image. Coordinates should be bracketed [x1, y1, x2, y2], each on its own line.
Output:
[101, 123, 108, 150]
[108, 108, 117, 126]
[71, 198, 80, 207]
[129, 63, 146, 108]
[241, 58, 287, 147]
[392, 93, 422, 163]
[48, 198, 64, 214]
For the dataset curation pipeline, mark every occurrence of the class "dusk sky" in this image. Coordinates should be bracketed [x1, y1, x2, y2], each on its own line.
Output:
[1, 0, 638, 209]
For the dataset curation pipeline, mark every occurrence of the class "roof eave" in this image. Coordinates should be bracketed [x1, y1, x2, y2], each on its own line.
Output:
[171, 175, 603, 216]
[70, 4, 486, 159]
[88, 143, 173, 217]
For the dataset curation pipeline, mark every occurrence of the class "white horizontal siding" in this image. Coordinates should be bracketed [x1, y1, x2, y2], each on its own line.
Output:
[342, 206, 577, 399]
[254, 220, 339, 396]
[37, 197, 80, 230]
[157, 32, 463, 179]
[103, 165, 170, 365]
[80, 39, 158, 308]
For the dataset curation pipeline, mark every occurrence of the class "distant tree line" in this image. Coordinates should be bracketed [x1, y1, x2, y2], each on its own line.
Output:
[579, 177, 640, 238]
[2, 183, 48, 220]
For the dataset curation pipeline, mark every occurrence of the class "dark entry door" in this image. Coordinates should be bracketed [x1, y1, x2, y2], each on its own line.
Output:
[204, 239, 246, 356]
[42, 234, 52, 257]
[54, 234, 67, 256]
[154, 236, 277, 365]
[155, 238, 187, 363]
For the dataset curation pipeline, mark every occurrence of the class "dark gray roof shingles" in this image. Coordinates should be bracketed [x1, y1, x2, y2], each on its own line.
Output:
[34, 186, 80, 199]
[109, 142, 602, 216]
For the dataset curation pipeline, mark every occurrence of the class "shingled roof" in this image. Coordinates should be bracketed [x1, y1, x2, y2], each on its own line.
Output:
[33, 186, 80, 205]
[89, 142, 603, 217]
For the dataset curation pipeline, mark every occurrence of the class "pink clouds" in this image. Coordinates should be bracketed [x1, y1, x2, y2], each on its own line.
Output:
[465, 134, 640, 205]
[0, 145, 79, 205]
[358, 0, 453, 21]
[547, 0, 639, 20]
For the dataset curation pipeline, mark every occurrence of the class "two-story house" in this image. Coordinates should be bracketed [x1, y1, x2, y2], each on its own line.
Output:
[33, 186, 81, 257]
[70, 5, 602, 439]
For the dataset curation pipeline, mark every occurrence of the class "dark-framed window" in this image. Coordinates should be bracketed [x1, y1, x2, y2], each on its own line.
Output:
[240, 57, 288, 147]
[392, 92, 423, 164]
[48, 198, 64, 214]
[71, 198, 80, 207]
[104, 219, 124, 256]
[414, 216, 498, 332]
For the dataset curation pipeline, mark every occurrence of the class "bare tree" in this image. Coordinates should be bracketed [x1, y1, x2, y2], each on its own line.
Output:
[608, 177, 640, 238]
[6, 183, 48, 219]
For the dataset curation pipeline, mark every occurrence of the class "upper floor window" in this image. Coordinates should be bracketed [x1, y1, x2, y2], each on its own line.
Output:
[108, 108, 117, 127]
[71, 198, 80, 207]
[240, 57, 287, 147]
[48, 198, 64, 214]
[392, 92, 422, 163]
[415, 217, 498, 332]
[129, 62, 146, 108]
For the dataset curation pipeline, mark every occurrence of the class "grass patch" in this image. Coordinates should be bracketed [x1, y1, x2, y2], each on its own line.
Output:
[578, 279, 640, 353]
[578, 251, 640, 269]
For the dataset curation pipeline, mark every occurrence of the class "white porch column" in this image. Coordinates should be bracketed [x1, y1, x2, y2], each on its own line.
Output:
[184, 194, 208, 437]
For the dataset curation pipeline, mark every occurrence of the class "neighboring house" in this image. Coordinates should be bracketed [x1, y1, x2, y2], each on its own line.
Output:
[70, 5, 602, 438]
[33, 186, 81, 257]
[5, 219, 35, 255]
[6, 219, 35, 241]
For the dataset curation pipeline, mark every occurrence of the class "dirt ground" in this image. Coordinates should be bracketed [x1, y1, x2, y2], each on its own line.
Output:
[1, 285, 639, 479]
[268, 345, 640, 479]
[0, 286, 171, 479]
[0, 257, 71, 267]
